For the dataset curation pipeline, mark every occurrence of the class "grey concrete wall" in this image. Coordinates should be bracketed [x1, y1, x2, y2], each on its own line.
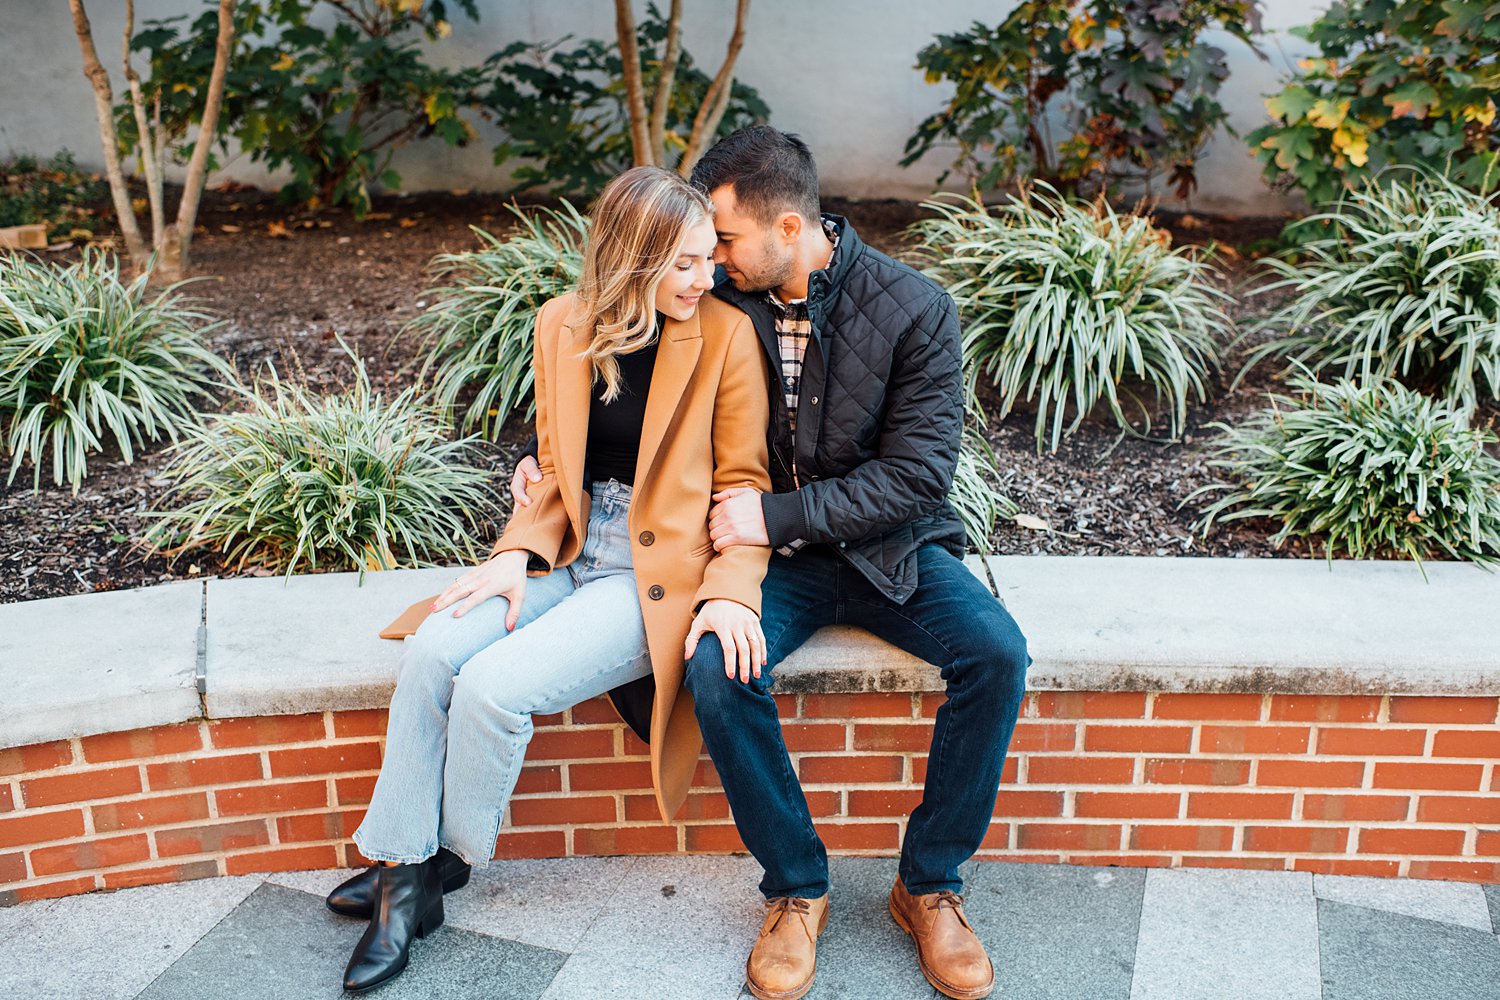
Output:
[0, 0, 1323, 214]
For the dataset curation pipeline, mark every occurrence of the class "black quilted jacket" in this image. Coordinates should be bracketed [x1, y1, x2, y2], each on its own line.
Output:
[717, 216, 966, 604]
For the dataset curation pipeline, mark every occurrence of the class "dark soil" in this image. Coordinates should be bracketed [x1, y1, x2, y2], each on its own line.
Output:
[2, 188, 1490, 603]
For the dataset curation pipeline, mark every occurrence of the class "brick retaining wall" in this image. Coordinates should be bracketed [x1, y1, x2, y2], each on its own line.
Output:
[3, 691, 1497, 905]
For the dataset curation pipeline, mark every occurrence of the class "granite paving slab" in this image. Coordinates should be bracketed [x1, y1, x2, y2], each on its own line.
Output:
[440, 856, 638, 951]
[1484, 884, 1500, 937]
[1317, 899, 1500, 1000]
[1313, 873, 1493, 933]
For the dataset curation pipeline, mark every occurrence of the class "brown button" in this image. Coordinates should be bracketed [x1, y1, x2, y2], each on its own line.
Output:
[639, 530, 655, 546]
[648, 585, 665, 601]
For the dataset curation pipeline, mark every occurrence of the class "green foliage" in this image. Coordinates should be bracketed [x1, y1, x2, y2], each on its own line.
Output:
[903, 1, 1263, 198]
[1247, 1, 1500, 204]
[403, 201, 588, 437]
[145, 346, 497, 578]
[485, 5, 770, 197]
[948, 426, 1017, 552]
[0, 151, 109, 236]
[1244, 172, 1500, 405]
[0, 250, 226, 492]
[1193, 373, 1500, 568]
[908, 186, 1230, 452]
[123, 0, 486, 217]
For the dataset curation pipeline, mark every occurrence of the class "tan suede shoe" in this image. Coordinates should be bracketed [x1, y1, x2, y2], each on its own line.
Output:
[889, 878, 994, 999]
[745, 894, 829, 1000]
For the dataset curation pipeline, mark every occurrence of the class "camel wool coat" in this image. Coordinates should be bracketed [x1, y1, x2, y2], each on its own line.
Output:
[491, 291, 772, 822]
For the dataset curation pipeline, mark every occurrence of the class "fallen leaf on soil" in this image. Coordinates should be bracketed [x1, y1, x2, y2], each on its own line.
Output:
[399, 217, 418, 228]
[366, 212, 394, 221]
[46, 242, 75, 252]
[1014, 513, 1052, 532]
[219, 224, 243, 234]
[266, 220, 291, 238]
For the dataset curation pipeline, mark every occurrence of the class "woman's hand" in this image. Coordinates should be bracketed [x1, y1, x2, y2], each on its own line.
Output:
[684, 598, 767, 684]
[432, 549, 532, 628]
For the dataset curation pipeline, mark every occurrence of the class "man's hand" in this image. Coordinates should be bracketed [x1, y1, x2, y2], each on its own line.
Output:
[432, 549, 531, 628]
[684, 598, 766, 683]
[510, 455, 542, 507]
[708, 487, 769, 550]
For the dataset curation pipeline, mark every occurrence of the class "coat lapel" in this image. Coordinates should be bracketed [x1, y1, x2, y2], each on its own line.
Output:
[636, 311, 702, 497]
[552, 318, 593, 532]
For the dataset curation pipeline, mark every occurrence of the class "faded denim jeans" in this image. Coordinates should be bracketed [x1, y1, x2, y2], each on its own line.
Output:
[354, 480, 651, 866]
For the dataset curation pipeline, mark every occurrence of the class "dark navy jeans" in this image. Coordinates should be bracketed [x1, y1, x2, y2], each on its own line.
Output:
[685, 543, 1030, 899]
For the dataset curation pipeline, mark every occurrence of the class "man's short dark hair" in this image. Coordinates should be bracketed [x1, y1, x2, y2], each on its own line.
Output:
[690, 125, 821, 227]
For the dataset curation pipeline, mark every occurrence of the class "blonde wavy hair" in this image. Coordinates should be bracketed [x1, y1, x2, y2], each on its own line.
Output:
[573, 166, 714, 401]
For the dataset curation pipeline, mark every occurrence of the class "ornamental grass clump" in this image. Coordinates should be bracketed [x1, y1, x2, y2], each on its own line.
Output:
[948, 426, 1017, 552]
[1244, 173, 1500, 405]
[404, 201, 589, 437]
[145, 349, 498, 578]
[908, 186, 1230, 452]
[1192, 373, 1500, 568]
[0, 249, 226, 492]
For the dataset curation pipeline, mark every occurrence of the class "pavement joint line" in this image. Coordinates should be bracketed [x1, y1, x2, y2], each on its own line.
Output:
[194, 580, 209, 705]
[131, 875, 269, 1000]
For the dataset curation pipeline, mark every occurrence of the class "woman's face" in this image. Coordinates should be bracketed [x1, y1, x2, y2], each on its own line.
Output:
[654, 217, 718, 321]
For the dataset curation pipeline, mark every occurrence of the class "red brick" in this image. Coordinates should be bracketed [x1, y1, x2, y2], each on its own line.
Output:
[1152, 694, 1262, 720]
[0, 876, 97, 905]
[1200, 725, 1310, 755]
[1017, 823, 1123, 851]
[1188, 792, 1295, 820]
[276, 810, 363, 843]
[573, 825, 678, 855]
[156, 819, 272, 857]
[1372, 762, 1484, 791]
[799, 755, 904, 784]
[773, 694, 798, 717]
[22, 766, 141, 808]
[147, 753, 264, 790]
[1388, 697, 1498, 725]
[32, 834, 151, 875]
[81, 724, 203, 764]
[0, 809, 85, 849]
[525, 729, 616, 761]
[849, 789, 924, 816]
[1036, 692, 1146, 719]
[510, 795, 618, 826]
[570, 699, 624, 725]
[103, 859, 220, 890]
[1255, 759, 1366, 788]
[851, 723, 930, 752]
[1302, 794, 1410, 822]
[919, 693, 946, 718]
[692, 759, 723, 788]
[1130, 825, 1234, 852]
[1026, 756, 1136, 785]
[1074, 792, 1180, 819]
[631, 792, 730, 822]
[1416, 795, 1500, 824]
[215, 780, 328, 816]
[805, 791, 843, 817]
[1316, 728, 1428, 756]
[332, 710, 388, 738]
[225, 844, 339, 875]
[994, 790, 1066, 818]
[815, 822, 901, 850]
[781, 724, 848, 752]
[684, 824, 747, 852]
[1430, 730, 1500, 759]
[532, 712, 566, 728]
[1145, 758, 1250, 786]
[569, 760, 654, 791]
[514, 765, 562, 795]
[1183, 855, 1288, 871]
[209, 715, 326, 748]
[803, 693, 914, 718]
[1358, 827, 1466, 856]
[1293, 858, 1401, 877]
[1479, 831, 1500, 857]
[619, 730, 648, 757]
[92, 793, 210, 832]
[336, 774, 379, 805]
[1084, 725, 1192, 754]
[0, 850, 26, 884]
[0, 741, 75, 777]
[1268, 696, 1382, 723]
[1070, 854, 1174, 868]
[345, 844, 375, 868]
[1408, 860, 1500, 883]
[268, 743, 382, 778]
[493, 830, 566, 858]
[0, 785, 12, 812]
[979, 823, 1011, 850]
[1243, 826, 1349, 853]
[1009, 723, 1076, 753]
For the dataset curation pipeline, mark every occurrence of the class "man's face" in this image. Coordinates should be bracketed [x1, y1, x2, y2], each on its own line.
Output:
[708, 184, 796, 294]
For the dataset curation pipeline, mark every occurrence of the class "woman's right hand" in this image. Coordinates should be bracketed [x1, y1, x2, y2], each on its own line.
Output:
[432, 549, 531, 628]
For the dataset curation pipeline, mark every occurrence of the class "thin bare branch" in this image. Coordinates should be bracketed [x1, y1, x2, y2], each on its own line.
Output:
[647, 0, 683, 156]
[168, 0, 236, 273]
[122, 0, 165, 246]
[678, 0, 750, 177]
[613, 0, 653, 166]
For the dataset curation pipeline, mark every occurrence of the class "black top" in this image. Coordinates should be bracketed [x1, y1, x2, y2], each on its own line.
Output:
[585, 330, 660, 486]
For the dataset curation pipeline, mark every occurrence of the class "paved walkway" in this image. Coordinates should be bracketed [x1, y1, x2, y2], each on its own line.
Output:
[1, 857, 1497, 999]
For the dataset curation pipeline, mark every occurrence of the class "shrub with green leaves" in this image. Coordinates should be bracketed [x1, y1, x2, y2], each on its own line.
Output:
[908, 186, 1230, 451]
[404, 201, 588, 437]
[949, 427, 1017, 552]
[145, 348, 497, 577]
[0, 151, 108, 236]
[1192, 373, 1500, 567]
[0, 250, 226, 492]
[1244, 173, 1500, 405]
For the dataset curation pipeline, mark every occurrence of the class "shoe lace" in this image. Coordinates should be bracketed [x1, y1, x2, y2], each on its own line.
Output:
[925, 890, 973, 931]
[764, 896, 812, 933]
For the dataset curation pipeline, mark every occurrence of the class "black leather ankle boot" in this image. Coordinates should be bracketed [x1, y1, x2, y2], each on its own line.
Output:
[327, 847, 470, 919]
[342, 859, 445, 993]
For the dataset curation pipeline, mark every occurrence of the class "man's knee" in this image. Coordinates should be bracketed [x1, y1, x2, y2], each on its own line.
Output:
[961, 610, 1031, 698]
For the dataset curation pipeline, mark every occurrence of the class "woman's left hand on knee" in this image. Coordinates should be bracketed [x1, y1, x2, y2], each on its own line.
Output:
[685, 599, 766, 684]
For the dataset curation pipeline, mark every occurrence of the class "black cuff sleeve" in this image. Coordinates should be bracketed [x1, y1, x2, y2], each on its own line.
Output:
[760, 490, 808, 549]
[520, 434, 539, 461]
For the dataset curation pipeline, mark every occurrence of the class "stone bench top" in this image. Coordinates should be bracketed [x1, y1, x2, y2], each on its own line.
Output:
[2, 555, 1496, 749]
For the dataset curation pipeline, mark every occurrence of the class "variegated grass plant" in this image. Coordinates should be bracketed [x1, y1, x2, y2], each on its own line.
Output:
[403, 200, 589, 437]
[1190, 372, 1500, 569]
[145, 347, 499, 578]
[907, 186, 1230, 452]
[949, 424, 1017, 552]
[1242, 172, 1500, 406]
[0, 249, 226, 491]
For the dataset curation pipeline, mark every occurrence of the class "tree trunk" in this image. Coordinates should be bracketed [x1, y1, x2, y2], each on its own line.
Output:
[678, 0, 750, 178]
[122, 0, 166, 248]
[647, 0, 683, 158]
[614, 0, 653, 166]
[168, 0, 236, 274]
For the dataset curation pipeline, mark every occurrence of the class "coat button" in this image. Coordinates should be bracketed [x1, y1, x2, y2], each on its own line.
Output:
[810, 396, 819, 405]
[648, 585, 665, 601]
[639, 530, 655, 546]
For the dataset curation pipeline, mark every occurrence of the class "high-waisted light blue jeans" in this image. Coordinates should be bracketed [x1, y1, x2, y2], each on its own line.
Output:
[353, 479, 652, 867]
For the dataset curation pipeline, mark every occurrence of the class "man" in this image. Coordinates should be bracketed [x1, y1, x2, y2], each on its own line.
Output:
[511, 126, 1029, 1000]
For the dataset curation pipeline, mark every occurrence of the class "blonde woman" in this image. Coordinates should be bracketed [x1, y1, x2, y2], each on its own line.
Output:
[334, 166, 772, 993]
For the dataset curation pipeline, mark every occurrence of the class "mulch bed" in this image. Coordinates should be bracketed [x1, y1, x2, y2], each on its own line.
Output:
[2, 188, 1494, 603]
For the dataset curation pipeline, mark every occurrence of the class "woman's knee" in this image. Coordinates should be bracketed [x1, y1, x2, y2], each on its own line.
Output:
[449, 669, 533, 737]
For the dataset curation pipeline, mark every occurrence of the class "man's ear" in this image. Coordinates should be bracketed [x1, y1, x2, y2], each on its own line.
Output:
[777, 211, 804, 244]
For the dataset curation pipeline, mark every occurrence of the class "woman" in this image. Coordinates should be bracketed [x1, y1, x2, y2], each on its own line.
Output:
[333, 166, 772, 993]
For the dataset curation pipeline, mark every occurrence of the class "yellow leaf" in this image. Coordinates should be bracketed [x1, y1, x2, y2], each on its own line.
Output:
[130, 197, 148, 215]
[271, 52, 295, 72]
[1307, 98, 1349, 129]
[1464, 101, 1497, 127]
[266, 220, 290, 238]
[435, 19, 452, 38]
[398, 217, 418, 228]
[171, 82, 194, 94]
[1067, 14, 1097, 51]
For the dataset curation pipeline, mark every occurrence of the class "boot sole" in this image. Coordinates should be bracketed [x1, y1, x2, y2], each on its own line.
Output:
[888, 896, 994, 1000]
[744, 904, 829, 1000]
